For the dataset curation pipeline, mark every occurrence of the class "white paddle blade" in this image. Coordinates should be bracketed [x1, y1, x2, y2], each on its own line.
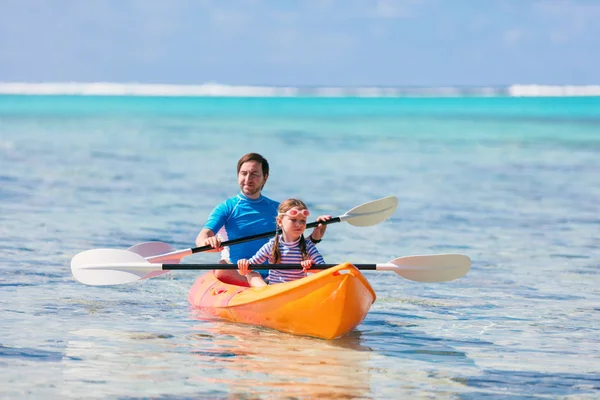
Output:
[129, 241, 193, 263]
[128, 241, 175, 258]
[71, 249, 159, 286]
[127, 241, 177, 279]
[382, 254, 471, 282]
[342, 196, 398, 227]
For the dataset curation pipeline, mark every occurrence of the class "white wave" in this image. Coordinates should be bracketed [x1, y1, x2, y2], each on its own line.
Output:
[0, 82, 299, 97]
[0, 82, 599, 97]
[508, 84, 600, 97]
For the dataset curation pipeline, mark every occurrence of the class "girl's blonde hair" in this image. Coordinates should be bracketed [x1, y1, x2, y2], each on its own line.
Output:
[270, 198, 309, 264]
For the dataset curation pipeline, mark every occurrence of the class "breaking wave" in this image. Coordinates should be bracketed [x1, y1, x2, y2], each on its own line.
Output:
[0, 82, 599, 97]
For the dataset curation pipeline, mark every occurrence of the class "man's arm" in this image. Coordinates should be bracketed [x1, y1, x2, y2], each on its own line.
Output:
[195, 228, 214, 246]
[195, 228, 223, 252]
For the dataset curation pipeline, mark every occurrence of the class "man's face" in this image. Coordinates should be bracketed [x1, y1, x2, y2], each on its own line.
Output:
[238, 160, 267, 199]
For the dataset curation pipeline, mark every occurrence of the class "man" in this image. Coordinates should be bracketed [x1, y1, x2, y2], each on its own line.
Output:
[196, 152, 329, 284]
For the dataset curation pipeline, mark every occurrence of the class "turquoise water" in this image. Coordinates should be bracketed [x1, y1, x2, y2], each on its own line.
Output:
[1, 95, 599, 398]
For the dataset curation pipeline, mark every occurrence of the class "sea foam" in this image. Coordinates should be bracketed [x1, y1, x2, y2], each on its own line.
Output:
[0, 82, 599, 97]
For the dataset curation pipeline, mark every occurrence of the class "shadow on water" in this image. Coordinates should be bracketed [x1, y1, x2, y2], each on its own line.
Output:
[360, 313, 478, 367]
[0, 344, 78, 362]
[455, 369, 600, 399]
[361, 313, 599, 398]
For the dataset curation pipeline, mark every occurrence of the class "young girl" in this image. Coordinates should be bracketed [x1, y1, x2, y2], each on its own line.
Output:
[237, 199, 326, 287]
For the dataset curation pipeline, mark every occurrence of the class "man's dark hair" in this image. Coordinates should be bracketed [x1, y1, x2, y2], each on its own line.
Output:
[237, 153, 270, 177]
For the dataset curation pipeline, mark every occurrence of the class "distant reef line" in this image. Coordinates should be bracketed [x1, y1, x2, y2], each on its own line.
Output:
[1, 82, 599, 97]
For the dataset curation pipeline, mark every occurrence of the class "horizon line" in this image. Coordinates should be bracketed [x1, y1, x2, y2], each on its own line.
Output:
[1, 82, 599, 97]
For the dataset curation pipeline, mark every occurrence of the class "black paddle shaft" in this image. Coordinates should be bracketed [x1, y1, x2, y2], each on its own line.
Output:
[190, 217, 342, 254]
[161, 262, 378, 271]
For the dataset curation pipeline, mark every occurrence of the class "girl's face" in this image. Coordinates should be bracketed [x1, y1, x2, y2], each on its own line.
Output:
[277, 207, 309, 238]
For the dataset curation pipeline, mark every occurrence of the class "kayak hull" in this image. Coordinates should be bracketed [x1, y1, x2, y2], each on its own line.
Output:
[187, 263, 376, 340]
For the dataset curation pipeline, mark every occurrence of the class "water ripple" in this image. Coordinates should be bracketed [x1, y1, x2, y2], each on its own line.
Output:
[1, 98, 599, 398]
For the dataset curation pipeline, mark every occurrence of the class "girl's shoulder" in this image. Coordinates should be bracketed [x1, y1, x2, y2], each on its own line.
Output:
[261, 236, 277, 248]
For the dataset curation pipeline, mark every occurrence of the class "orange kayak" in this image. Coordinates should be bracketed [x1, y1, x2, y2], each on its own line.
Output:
[187, 263, 376, 340]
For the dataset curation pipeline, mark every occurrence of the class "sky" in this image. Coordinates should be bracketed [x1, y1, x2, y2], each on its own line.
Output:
[0, 0, 599, 87]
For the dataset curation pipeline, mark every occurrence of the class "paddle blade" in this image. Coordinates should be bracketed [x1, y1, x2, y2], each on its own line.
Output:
[127, 241, 178, 279]
[71, 249, 160, 286]
[386, 254, 471, 282]
[342, 196, 398, 227]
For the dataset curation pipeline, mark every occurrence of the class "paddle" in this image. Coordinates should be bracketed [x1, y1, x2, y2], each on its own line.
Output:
[72, 196, 399, 264]
[71, 249, 471, 286]
[144, 195, 398, 262]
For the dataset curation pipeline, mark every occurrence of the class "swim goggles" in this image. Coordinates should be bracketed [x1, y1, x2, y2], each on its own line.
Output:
[278, 208, 310, 218]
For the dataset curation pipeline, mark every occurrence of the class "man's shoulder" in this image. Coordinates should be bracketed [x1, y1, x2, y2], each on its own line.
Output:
[262, 195, 279, 206]
[220, 193, 279, 212]
[210, 195, 242, 215]
[218, 194, 243, 207]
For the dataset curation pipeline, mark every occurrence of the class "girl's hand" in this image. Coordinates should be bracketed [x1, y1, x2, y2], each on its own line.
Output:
[301, 259, 314, 271]
[311, 215, 331, 241]
[237, 259, 251, 275]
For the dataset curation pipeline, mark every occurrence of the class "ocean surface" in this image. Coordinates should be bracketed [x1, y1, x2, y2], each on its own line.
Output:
[1, 94, 599, 399]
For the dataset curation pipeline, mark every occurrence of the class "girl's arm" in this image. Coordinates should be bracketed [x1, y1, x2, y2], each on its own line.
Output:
[247, 241, 272, 264]
[309, 215, 331, 242]
[307, 241, 325, 264]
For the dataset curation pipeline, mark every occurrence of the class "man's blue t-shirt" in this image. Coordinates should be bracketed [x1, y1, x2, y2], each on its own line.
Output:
[203, 193, 280, 264]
